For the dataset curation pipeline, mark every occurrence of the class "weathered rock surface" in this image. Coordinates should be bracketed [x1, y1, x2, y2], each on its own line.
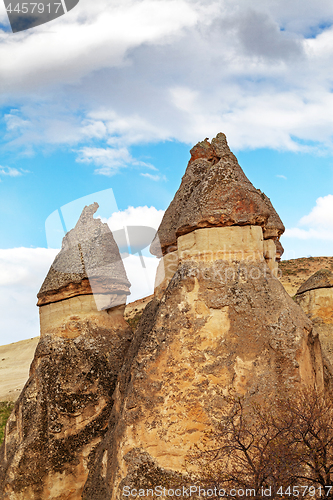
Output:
[83, 136, 323, 500]
[83, 258, 324, 500]
[37, 202, 130, 309]
[151, 134, 284, 297]
[150, 133, 284, 257]
[296, 269, 333, 376]
[279, 256, 333, 297]
[0, 205, 133, 500]
[296, 268, 333, 295]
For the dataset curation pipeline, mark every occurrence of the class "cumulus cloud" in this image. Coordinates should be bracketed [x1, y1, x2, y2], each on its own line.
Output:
[101, 205, 164, 261]
[285, 194, 333, 240]
[0, 244, 161, 346]
[0, 248, 57, 345]
[103, 206, 163, 300]
[103, 205, 164, 231]
[2, 0, 333, 166]
[76, 146, 156, 175]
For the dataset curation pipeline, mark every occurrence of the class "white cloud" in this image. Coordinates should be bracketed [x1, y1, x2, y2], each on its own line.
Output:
[0, 0, 201, 92]
[0, 248, 58, 345]
[2, 0, 333, 162]
[122, 254, 158, 303]
[276, 174, 287, 180]
[103, 205, 164, 231]
[0, 244, 160, 346]
[0, 166, 23, 176]
[300, 194, 333, 228]
[284, 194, 333, 240]
[76, 146, 156, 175]
[140, 173, 166, 182]
[76, 146, 134, 175]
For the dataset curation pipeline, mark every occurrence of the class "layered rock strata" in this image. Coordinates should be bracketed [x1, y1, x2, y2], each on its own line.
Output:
[153, 133, 284, 296]
[0, 204, 133, 500]
[83, 135, 324, 500]
[296, 269, 333, 370]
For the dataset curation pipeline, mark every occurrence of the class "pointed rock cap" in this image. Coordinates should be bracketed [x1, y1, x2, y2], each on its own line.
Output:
[258, 191, 285, 239]
[275, 239, 284, 261]
[296, 269, 333, 296]
[150, 133, 284, 257]
[37, 203, 131, 306]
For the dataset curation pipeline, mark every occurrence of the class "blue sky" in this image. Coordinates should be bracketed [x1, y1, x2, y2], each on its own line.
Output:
[1, 0, 333, 344]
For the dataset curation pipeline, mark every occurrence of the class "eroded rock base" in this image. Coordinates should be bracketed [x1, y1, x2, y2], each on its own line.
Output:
[84, 260, 323, 500]
[0, 314, 132, 500]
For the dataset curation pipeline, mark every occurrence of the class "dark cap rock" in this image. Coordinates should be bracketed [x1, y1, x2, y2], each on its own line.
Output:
[296, 269, 333, 295]
[37, 202, 130, 306]
[150, 133, 284, 257]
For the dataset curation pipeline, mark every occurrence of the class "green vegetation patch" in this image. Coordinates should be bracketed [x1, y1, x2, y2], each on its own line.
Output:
[0, 401, 14, 445]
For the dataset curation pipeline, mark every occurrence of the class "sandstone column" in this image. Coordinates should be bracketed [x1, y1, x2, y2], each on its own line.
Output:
[0, 203, 133, 500]
[83, 134, 324, 500]
[296, 269, 333, 382]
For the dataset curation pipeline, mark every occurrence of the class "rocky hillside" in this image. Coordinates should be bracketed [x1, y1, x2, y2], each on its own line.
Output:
[279, 256, 333, 296]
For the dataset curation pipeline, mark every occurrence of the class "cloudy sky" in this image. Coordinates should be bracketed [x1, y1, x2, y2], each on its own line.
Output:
[0, 0, 333, 345]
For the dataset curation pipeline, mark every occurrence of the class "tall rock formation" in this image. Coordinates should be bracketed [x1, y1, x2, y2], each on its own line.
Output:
[152, 133, 284, 297]
[296, 269, 333, 377]
[0, 204, 133, 500]
[83, 134, 324, 500]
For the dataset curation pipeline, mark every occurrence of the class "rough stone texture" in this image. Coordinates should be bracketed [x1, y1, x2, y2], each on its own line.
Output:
[0, 308, 133, 500]
[275, 239, 284, 261]
[154, 251, 179, 300]
[37, 203, 131, 309]
[259, 191, 285, 240]
[178, 226, 264, 263]
[82, 298, 161, 500]
[296, 269, 333, 295]
[83, 258, 324, 500]
[0, 205, 134, 500]
[296, 270, 333, 380]
[150, 133, 284, 257]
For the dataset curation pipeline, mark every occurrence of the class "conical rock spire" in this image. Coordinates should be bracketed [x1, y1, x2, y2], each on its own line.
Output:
[150, 133, 284, 257]
[38, 202, 130, 307]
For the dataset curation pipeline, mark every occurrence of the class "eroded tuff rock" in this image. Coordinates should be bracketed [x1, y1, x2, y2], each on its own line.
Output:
[296, 269, 333, 378]
[83, 137, 323, 500]
[150, 133, 284, 257]
[83, 261, 324, 500]
[153, 134, 284, 298]
[37, 202, 130, 309]
[0, 205, 133, 500]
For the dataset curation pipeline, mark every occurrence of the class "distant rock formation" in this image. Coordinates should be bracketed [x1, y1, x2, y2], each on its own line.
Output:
[83, 134, 323, 500]
[296, 269, 333, 381]
[0, 204, 133, 500]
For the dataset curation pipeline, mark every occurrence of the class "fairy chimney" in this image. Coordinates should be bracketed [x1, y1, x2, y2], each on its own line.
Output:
[0, 204, 133, 500]
[152, 133, 284, 297]
[83, 135, 323, 500]
[296, 269, 333, 369]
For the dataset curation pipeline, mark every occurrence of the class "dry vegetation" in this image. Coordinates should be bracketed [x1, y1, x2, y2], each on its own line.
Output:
[0, 402, 14, 445]
[188, 388, 333, 499]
